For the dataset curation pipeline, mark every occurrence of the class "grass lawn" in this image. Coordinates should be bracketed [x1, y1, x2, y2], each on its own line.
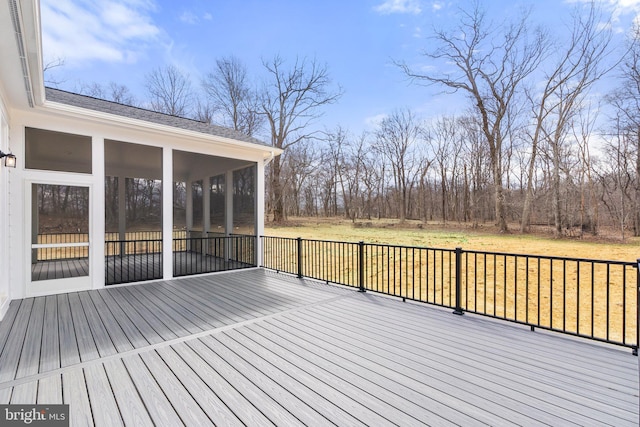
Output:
[265, 217, 640, 262]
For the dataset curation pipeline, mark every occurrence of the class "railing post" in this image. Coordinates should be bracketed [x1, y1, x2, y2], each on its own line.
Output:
[297, 237, 303, 278]
[453, 247, 464, 315]
[358, 241, 366, 292]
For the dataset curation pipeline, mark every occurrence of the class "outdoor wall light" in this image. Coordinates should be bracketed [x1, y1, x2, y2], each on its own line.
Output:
[0, 150, 16, 168]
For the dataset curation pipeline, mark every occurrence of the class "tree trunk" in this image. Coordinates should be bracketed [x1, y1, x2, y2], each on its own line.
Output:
[271, 156, 284, 222]
[635, 128, 640, 236]
[552, 140, 562, 236]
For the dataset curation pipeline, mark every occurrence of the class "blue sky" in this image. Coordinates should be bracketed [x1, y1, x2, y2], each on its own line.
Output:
[41, 0, 640, 137]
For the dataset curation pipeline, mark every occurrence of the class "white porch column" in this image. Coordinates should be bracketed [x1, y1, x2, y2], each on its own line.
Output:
[255, 161, 265, 267]
[162, 148, 173, 280]
[92, 136, 105, 289]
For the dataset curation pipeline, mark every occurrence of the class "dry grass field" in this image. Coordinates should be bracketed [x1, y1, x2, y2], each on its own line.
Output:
[264, 217, 640, 347]
[264, 216, 640, 261]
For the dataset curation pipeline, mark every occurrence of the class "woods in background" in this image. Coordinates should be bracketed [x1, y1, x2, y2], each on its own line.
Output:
[64, 2, 640, 239]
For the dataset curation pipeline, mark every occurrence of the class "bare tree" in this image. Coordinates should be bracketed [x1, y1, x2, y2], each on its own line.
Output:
[193, 99, 216, 123]
[521, 4, 614, 235]
[374, 108, 422, 222]
[424, 116, 464, 224]
[108, 82, 136, 105]
[43, 57, 66, 86]
[608, 23, 640, 236]
[76, 81, 137, 105]
[145, 65, 193, 117]
[202, 56, 262, 136]
[259, 55, 342, 222]
[572, 105, 599, 235]
[398, 3, 546, 232]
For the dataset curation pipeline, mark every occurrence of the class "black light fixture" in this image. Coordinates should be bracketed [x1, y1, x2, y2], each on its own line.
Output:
[0, 150, 16, 168]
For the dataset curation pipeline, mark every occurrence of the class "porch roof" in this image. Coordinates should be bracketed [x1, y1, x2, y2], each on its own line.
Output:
[45, 88, 269, 148]
[0, 269, 637, 426]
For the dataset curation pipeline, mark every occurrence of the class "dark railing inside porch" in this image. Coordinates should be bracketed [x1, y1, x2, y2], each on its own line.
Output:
[261, 236, 640, 354]
[104, 231, 256, 285]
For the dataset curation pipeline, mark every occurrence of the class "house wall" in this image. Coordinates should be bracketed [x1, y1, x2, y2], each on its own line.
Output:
[0, 92, 11, 319]
[8, 106, 268, 300]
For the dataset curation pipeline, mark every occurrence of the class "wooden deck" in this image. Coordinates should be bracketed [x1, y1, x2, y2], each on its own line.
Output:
[1, 269, 637, 426]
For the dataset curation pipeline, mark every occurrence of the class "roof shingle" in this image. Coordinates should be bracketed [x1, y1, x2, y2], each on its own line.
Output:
[45, 87, 269, 147]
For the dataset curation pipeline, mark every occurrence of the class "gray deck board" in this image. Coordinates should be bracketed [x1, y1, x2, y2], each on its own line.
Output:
[37, 374, 62, 404]
[153, 283, 239, 327]
[165, 279, 255, 323]
[278, 307, 576, 425]
[0, 298, 34, 382]
[15, 297, 45, 379]
[303, 296, 637, 424]
[57, 294, 81, 368]
[171, 341, 275, 427]
[143, 283, 219, 331]
[324, 295, 639, 408]
[0, 387, 11, 404]
[62, 368, 94, 427]
[155, 346, 243, 426]
[0, 269, 636, 426]
[121, 355, 185, 427]
[103, 359, 154, 427]
[39, 295, 60, 372]
[240, 322, 458, 426]
[84, 364, 124, 427]
[121, 284, 197, 336]
[226, 327, 423, 426]
[0, 300, 20, 356]
[191, 336, 307, 426]
[10, 382, 37, 404]
[139, 351, 215, 427]
[78, 292, 118, 357]
[98, 288, 165, 345]
[87, 291, 134, 353]
[67, 293, 99, 362]
[209, 332, 369, 426]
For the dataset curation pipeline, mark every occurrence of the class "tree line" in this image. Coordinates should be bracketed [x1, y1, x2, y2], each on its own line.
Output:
[52, 2, 640, 239]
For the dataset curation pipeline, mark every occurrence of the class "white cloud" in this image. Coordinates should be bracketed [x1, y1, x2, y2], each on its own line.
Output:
[565, 0, 640, 27]
[364, 113, 388, 128]
[374, 0, 422, 15]
[41, 0, 160, 66]
[203, 13, 213, 21]
[180, 11, 198, 24]
[431, 1, 444, 11]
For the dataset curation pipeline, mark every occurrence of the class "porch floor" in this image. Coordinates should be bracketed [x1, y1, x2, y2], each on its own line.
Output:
[0, 269, 637, 426]
[32, 251, 251, 283]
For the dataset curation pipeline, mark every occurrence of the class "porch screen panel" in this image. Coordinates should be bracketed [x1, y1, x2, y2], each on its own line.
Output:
[104, 140, 162, 285]
[209, 174, 225, 235]
[192, 180, 204, 233]
[31, 184, 89, 281]
[233, 164, 256, 235]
